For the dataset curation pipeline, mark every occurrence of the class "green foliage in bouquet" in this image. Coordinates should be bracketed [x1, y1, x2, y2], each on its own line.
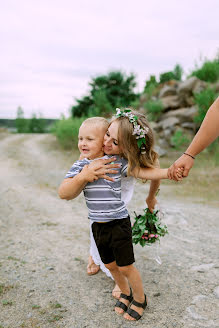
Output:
[132, 208, 168, 247]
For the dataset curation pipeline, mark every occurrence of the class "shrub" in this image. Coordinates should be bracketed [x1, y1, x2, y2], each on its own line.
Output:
[170, 130, 190, 150]
[143, 75, 158, 98]
[52, 117, 85, 149]
[28, 114, 46, 133]
[144, 100, 164, 121]
[190, 58, 219, 82]
[15, 106, 29, 133]
[159, 64, 183, 83]
[194, 87, 218, 125]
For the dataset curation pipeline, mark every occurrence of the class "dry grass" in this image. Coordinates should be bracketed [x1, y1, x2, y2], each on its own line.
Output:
[159, 150, 219, 206]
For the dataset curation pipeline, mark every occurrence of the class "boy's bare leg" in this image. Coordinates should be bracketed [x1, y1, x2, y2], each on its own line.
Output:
[105, 261, 131, 314]
[119, 264, 146, 321]
[112, 284, 121, 299]
[87, 255, 100, 275]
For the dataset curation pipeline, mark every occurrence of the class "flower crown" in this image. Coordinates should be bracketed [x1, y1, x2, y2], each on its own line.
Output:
[115, 108, 149, 153]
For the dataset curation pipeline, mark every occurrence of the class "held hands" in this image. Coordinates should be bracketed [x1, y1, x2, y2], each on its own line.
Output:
[168, 154, 195, 181]
[81, 157, 120, 182]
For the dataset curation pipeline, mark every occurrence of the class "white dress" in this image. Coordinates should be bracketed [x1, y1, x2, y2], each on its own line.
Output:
[89, 176, 135, 278]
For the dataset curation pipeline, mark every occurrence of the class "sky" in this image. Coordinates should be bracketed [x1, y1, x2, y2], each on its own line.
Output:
[0, 0, 218, 119]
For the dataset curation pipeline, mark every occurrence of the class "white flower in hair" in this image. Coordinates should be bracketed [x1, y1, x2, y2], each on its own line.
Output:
[116, 108, 121, 115]
[115, 107, 149, 149]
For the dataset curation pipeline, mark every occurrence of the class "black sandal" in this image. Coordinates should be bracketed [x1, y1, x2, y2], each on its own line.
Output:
[125, 294, 147, 321]
[115, 289, 133, 314]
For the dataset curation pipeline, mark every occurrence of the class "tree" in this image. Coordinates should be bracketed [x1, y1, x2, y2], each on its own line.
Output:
[71, 71, 138, 117]
[15, 106, 28, 133]
[29, 113, 46, 133]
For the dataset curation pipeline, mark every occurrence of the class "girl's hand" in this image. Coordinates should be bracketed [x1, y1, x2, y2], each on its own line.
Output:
[87, 157, 121, 182]
[146, 196, 157, 213]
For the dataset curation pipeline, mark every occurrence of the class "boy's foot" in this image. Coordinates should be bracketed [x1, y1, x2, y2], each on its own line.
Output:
[112, 284, 121, 300]
[87, 256, 100, 275]
[115, 290, 133, 315]
[123, 294, 148, 321]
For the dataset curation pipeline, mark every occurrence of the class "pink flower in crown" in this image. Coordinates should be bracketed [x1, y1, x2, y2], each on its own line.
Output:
[155, 234, 158, 238]
[149, 234, 155, 238]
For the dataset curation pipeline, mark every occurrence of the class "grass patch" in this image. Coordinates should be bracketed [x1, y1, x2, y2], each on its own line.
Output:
[7, 256, 20, 261]
[50, 302, 62, 309]
[47, 315, 63, 323]
[160, 150, 219, 204]
[2, 299, 13, 306]
[74, 257, 81, 261]
[41, 221, 58, 227]
[32, 304, 41, 309]
[7, 256, 26, 264]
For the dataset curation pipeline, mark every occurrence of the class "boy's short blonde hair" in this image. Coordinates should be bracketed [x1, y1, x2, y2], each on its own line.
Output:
[82, 117, 109, 132]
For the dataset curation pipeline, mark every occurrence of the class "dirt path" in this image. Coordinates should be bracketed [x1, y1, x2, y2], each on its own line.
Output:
[0, 133, 218, 328]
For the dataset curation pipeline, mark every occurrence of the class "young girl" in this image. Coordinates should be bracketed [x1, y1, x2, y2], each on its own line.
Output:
[88, 108, 161, 298]
[59, 110, 181, 321]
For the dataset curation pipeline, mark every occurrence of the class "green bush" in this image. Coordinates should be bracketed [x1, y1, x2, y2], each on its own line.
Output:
[194, 87, 218, 125]
[190, 58, 219, 82]
[28, 114, 46, 133]
[16, 118, 29, 133]
[144, 100, 164, 121]
[159, 64, 183, 83]
[15, 107, 47, 133]
[52, 117, 85, 149]
[15, 106, 28, 133]
[170, 130, 190, 150]
[144, 75, 158, 98]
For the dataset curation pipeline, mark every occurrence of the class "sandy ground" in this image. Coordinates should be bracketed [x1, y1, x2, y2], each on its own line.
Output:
[0, 133, 219, 328]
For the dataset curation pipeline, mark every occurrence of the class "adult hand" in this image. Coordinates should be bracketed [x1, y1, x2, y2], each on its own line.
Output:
[168, 153, 195, 181]
[87, 157, 120, 182]
[146, 196, 157, 213]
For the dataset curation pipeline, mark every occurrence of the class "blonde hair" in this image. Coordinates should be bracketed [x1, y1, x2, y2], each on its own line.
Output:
[112, 110, 158, 176]
[82, 117, 109, 132]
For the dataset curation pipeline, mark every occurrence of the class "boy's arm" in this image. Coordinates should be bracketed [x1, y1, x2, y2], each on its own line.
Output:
[58, 165, 95, 200]
[58, 157, 121, 200]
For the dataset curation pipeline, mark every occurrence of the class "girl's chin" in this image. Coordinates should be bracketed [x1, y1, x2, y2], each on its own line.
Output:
[104, 148, 113, 154]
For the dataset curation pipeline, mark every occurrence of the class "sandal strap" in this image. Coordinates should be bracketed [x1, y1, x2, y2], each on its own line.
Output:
[132, 294, 147, 309]
[126, 308, 142, 321]
[115, 300, 128, 312]
[115, 289, 133, 312]
[120, 290, 133, 302]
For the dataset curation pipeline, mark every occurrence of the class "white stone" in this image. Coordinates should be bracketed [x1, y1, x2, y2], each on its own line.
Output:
[186, 306, 207, 320]
[191, 294, 207, 304]
[213, 286, 219, 299]
[191, 263, 215, 272]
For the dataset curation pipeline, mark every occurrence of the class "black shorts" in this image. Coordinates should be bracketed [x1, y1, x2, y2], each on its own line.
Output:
[92, 217, 135, 267]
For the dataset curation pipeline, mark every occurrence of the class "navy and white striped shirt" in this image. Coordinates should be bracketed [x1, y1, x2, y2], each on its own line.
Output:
[65, 155, 129, 222]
